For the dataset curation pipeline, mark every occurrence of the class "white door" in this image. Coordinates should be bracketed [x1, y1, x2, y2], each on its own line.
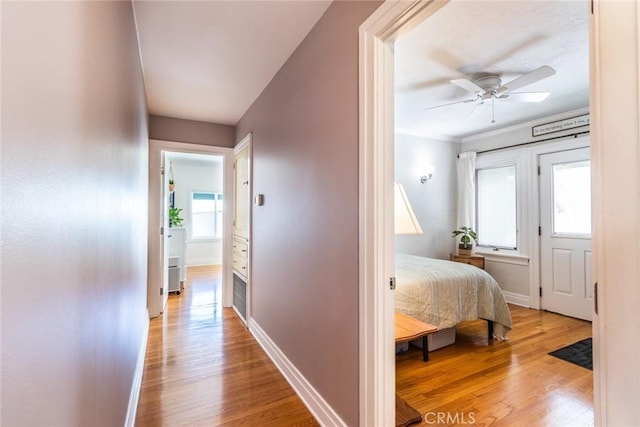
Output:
[161, 152, 169, 310]
[539, 147, 592, 320]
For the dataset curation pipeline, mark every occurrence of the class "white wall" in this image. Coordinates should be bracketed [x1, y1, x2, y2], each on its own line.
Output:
[168, 157, 223, 265]
[1, 2, 149, 425]
[395, 133, 460, 259]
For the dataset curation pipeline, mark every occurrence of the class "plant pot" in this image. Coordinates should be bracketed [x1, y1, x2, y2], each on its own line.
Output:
[458, 245, 473, 256]
[169, 183, 175, 192]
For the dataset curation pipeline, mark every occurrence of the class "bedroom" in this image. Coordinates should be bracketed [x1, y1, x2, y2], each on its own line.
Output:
[392, 0, 592, 424]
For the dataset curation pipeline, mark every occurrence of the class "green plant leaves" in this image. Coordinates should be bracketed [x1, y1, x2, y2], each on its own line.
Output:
[169, 206, 184, 226]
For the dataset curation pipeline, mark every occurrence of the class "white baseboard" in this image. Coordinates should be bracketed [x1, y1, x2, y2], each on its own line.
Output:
[248, 318, 345, 427]
[125, 311, 150, 427]
[503, 291, 531, 308]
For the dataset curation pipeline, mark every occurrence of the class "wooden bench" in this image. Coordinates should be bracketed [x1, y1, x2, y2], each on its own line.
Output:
[395, 312, 438, 361]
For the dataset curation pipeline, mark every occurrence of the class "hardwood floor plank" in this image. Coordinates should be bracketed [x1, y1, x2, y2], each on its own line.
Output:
[396, 305, 593, 426]
[137, 266, 593, 426]
[135, 265, 318, 426]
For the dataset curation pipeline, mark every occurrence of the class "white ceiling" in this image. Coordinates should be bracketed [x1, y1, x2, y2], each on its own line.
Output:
[394, 0, 590, 141]
[132, 0, 331, 125]
[133, 1, 589, 139]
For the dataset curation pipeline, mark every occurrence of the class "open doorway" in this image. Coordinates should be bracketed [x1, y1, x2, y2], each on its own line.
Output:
[164, 152, 224, 296]
[390, 0, 592, 423]
[356, 1, 625, 425]
[147, 139, 234, 318]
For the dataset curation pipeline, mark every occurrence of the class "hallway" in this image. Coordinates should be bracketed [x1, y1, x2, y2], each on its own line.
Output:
[135, 266, 317, 426]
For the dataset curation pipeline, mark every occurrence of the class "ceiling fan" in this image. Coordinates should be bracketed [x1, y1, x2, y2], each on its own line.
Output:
[425, 65, 556, 123]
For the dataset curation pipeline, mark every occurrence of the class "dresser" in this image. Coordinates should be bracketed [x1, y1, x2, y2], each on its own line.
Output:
[450, 253, 485, 269]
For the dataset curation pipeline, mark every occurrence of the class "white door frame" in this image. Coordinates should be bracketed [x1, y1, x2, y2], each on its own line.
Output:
[148, 139, 234, 318]
[358, 0, 640, 424]
[233, 133, 252, 323]
[358, 1, 449, 425]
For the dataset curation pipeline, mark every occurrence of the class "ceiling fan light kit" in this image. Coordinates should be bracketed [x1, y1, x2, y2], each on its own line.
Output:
[425, 65, 556, 123]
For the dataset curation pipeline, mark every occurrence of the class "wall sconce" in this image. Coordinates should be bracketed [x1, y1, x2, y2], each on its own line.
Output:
[420, 166, 435, 184]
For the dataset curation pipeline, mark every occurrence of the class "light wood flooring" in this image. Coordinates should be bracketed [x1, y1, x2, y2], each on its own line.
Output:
[136, 266, 593, 426]
[396, 306, 593, 426]
[135, 265, 317, 426]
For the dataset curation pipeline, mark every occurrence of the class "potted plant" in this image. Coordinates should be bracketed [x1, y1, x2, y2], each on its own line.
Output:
[452, 226, 477, 256]
[169, 206, 184, 228]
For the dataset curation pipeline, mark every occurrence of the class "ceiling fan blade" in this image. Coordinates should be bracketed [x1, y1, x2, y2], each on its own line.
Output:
[469, 101, 486, 119]
[502, 92, 550, 102]
[499, 65, 555, 93]
[451, 78, 485, 94]
[424, 98, 477, 111]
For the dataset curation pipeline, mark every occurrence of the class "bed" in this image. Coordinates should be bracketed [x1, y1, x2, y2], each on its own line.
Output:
[395, 253, 512, 340]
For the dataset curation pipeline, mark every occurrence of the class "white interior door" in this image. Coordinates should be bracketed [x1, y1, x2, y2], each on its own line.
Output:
[539, 147, 592, 320]
[161, 152, 169, 310]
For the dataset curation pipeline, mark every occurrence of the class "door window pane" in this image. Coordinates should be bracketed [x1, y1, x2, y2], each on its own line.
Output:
[553, 160, 591, 235]
[477, 166, 517, 248]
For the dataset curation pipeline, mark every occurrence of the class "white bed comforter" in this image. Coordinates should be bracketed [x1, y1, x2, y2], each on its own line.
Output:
[395, 253, 512, 339]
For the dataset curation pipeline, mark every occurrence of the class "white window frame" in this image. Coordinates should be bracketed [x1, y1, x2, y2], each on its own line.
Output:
[190, 190, 223, 241]
[474, 148, 529, 259]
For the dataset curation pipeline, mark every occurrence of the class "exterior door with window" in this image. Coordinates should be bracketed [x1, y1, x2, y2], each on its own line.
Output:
[539, 147, 592, 321]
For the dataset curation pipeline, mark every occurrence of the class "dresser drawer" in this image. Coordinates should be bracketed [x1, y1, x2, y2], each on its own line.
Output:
[233, 238, 248, 278]
[233, 255, 248, 277]
[450, 254, 485, 269]
[233, 240, 248, 258]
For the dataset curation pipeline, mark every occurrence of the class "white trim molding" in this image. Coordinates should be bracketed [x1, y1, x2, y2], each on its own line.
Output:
[502, 291, 531, 308]
[125, 312, 150, 427]
[148, 139, 234, 317]
[479, 252, 529, 266]
[590, 2, 640, 424]
[248, 319, 344, 426]
[358, 1, 449, 425]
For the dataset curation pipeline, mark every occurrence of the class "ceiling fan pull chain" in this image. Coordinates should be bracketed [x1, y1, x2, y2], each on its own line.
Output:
[491, 97, 496, 123]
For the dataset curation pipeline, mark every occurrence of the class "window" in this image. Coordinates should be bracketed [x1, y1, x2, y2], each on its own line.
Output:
[476, 165, 517, 249]
[191, 192, 223, 239]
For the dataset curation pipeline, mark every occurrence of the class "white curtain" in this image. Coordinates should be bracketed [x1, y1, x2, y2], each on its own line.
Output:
[457, 151, 476, 229]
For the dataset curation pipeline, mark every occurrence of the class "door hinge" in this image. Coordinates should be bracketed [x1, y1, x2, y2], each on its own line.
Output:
[591, 0, 594, 14]
[537, 165, 541, 176]
[539, 287, 543, 297]
[594, 282, 598, 315]
[160, 287, 164, 296]
[538, 226, 541, 236]
[160, 226, 164, 236]
[161, 167, 165, 175]
[390, 277, 396, 290]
